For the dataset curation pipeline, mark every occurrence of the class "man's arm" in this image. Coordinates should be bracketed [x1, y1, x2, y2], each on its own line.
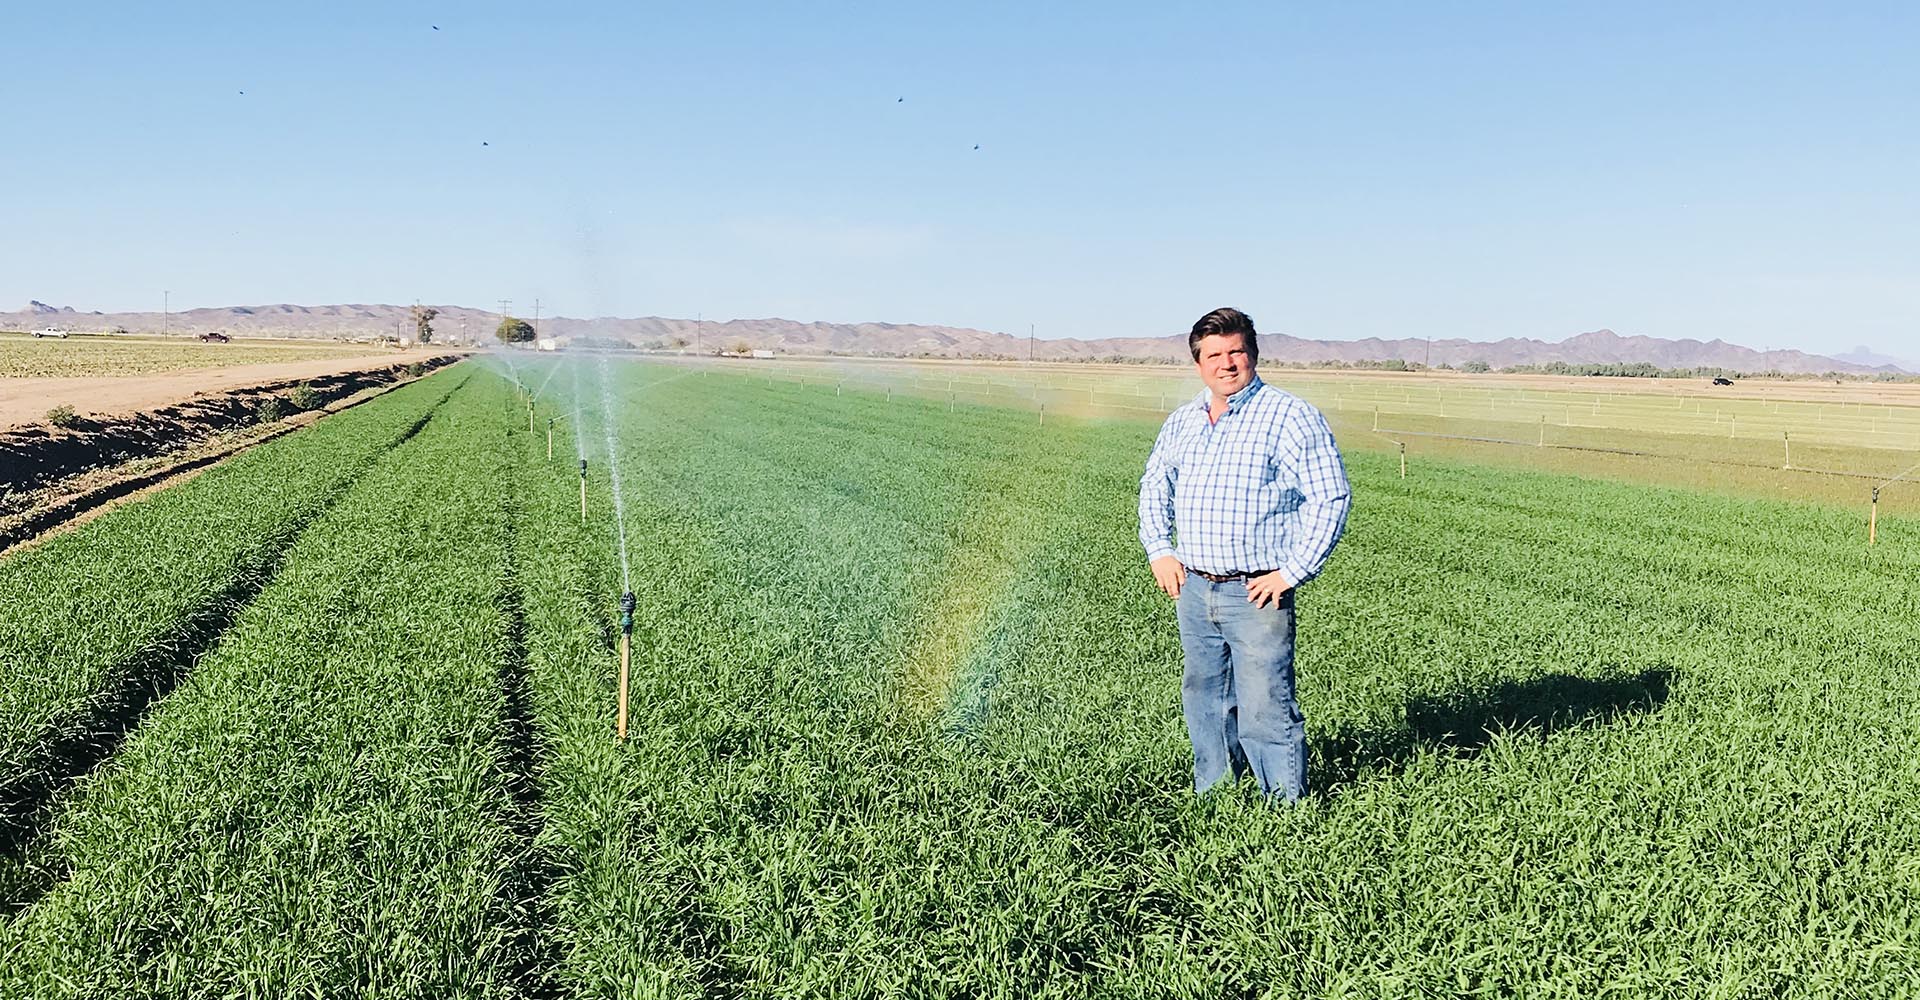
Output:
[1274, 403, 1351, 589]
[1139, 417, 1185, 597]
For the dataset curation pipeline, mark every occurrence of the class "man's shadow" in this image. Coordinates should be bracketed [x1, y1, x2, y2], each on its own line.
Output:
[1312, 667, 1673, 794]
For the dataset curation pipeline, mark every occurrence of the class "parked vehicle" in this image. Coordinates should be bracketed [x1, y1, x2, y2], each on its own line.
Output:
[199, 332, 231, 343]
[31, 327, 69, 338]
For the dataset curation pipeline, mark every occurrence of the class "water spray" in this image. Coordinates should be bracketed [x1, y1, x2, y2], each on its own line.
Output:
[596, 358, 635, 595]
[616, 591, 635, 740]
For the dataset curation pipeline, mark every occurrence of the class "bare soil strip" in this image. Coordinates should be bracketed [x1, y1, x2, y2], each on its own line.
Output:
[0, 357, 466, 554]
[0, 348, 461, 428]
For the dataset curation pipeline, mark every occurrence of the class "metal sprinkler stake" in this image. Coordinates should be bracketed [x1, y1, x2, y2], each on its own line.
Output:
[579, 459, 588, 521]
[547, 417, 554, 460]
[1870, 487, 1880, 546]
[616, 591, 635, 740]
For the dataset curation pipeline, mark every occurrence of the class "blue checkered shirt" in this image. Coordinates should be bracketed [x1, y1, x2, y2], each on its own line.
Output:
[1139, 375, 1351, 584]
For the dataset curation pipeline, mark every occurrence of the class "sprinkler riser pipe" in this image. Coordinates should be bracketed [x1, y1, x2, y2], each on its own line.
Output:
[616, 632, 630, 741]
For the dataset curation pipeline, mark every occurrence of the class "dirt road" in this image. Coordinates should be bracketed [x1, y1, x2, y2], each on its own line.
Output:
[0, 349, 462, 430]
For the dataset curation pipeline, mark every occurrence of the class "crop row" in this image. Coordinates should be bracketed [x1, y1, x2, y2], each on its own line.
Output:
[0, 368, 467, 885]
[0, 371, 538, 996]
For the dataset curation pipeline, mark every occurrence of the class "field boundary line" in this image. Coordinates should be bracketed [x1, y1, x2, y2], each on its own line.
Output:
[1377, 424, 1907, 483]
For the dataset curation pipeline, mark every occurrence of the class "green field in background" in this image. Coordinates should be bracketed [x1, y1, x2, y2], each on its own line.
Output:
[0, 332, 390, 378]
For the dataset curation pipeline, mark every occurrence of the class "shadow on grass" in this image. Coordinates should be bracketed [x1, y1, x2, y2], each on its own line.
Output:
[1314, 667, 1673, 795]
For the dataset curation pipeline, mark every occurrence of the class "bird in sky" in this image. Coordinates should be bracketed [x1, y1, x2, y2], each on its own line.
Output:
[972, 144, 980, 150]
[482, 141, 490, 146]
[896, 96, 903, 102]
[239, 90, 245, 95]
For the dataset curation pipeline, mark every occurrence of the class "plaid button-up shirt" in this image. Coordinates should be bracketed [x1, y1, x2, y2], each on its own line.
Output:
[1139, 375, 1352, 584]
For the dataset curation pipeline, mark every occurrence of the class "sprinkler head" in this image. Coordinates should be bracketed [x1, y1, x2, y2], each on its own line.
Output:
[619, 591, 636, 633]
[579, 459, 588, 478]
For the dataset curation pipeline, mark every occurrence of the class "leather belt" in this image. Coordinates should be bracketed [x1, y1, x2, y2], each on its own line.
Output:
[1184, 566, 1277, 584]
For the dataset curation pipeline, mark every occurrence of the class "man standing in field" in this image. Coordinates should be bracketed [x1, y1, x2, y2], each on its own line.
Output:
[1139, 307, 1351, 802]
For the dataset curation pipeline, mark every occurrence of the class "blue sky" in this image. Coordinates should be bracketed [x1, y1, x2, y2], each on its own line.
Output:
[4, 2, 1915, 356]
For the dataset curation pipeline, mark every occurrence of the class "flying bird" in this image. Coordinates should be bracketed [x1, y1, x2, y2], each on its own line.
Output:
[972, 144, 980, 150]
[239, 90, 245, 95]
[896, 96, 903, 102]
[432, 25, 439, 30]
[482, 141, 490, 146]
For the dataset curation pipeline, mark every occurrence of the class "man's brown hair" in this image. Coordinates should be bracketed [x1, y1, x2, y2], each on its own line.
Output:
[1188, 307, 1258, 363]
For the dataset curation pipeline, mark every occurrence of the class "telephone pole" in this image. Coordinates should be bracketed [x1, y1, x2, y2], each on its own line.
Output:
[1029, 323, 1035, 363]
[532, 298, 541, 337]
[163, 290, 170, 336]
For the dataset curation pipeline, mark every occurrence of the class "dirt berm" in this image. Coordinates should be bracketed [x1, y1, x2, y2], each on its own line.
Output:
[0, 355, 461, 499]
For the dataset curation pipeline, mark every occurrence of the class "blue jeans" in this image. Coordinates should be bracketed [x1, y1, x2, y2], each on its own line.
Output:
[1177, 575, 1306, 801]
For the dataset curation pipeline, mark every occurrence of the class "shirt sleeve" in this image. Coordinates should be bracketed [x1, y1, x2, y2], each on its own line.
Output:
[1276, 402, 1351, 587]
[1138, 415, 1179, 562]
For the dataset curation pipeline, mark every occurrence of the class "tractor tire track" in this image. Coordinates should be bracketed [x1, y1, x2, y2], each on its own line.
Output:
[493, 485, 562, 999]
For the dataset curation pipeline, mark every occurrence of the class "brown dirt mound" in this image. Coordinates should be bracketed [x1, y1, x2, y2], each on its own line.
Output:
[0, 356, 460, 500]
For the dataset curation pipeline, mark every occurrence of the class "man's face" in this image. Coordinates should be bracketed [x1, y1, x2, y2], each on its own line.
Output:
[1194, 333, 1255, 398]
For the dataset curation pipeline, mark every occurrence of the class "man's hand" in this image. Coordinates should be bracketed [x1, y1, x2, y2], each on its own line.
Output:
[1246, 571, 1293, 609]
[1150, 555, 1186, 599]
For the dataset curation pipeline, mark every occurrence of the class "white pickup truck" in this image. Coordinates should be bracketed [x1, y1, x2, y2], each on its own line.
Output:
[31, 327, 70, 338]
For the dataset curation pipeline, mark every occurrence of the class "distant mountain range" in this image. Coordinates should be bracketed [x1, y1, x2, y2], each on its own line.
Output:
[4, 300, 1910, 375]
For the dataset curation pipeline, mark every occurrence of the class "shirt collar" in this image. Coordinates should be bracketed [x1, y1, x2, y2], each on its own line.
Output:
[1194, 375, 1265, 414]
[1228, 375, 1266, 410]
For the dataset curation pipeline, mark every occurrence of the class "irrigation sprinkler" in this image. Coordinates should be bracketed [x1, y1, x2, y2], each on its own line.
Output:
[1782, 432, 1792, 470]
[616, 591, 635, 740]
[1399, 441, 1407, 478]
[547, 417, 555, 460]
[1538, 415, 1546, 447]
[1870, 487, 1879, 546]
[579, 459, 588, 521]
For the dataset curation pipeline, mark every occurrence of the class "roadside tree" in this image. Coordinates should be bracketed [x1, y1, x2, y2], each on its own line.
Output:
[411, 306, 439, 344]
[496, 317, 536, 344]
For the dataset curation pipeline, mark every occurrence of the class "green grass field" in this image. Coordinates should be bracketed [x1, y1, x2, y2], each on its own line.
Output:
[714, 356, 1920, 513]
[0, 332, 391, 378]
[2, 357, 1917, 997]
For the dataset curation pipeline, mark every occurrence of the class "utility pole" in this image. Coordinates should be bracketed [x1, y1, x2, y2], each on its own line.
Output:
[1029, 323, 1035, 363]
[696, 312, 702, 355]
[163, 290, 170, 336]
[533, 298, 541, 338]
[1425, 336, 1432, 368]
[498, 299, 512, 320]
